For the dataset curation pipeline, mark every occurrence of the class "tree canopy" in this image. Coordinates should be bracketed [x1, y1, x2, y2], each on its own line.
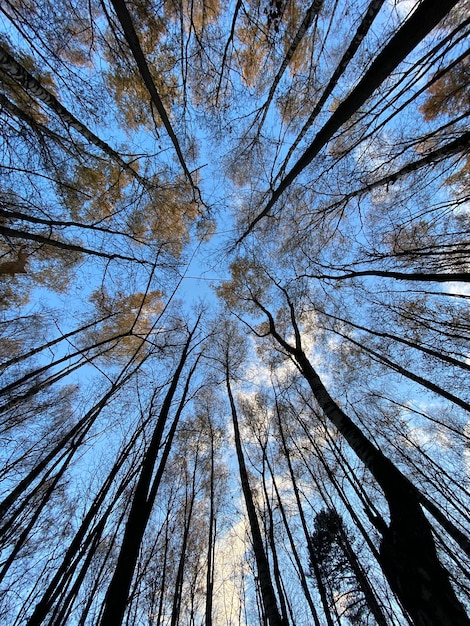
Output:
[0, 0, 469, 624]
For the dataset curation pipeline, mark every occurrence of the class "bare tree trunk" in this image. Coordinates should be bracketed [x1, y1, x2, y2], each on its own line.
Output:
[26, 423, 145, 625]
[263, 431, 322, 626]
[238, 0, 460, 241]
[109, 0, 200, 199]
[0, 44, 147, 187]
[335, 517, 389, 626]
[205, 421, 216, 626]
[278, 0, 387, 179]
[226, 371, 287, 626]
[260, 453, 290, 625]
[100, 322, 200, 625]
[0, 361, 146, 522]
[275, 403, 335, 626]
[170, 453, 198, 626]
[255, 294, 470, 625]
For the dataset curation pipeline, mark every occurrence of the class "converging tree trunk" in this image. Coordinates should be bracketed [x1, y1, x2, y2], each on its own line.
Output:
[252, 293, 469, 625]
[99, 321, 200, 625]
[1, 0, 468, 623]
[226, 370, 287, 626]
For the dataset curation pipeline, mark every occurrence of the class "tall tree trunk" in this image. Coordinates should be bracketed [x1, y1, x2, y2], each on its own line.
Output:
[0, 358, 148, 522]
[99, 322, 199, 625]
[260, 453, 290, 625]
[255, 0, 327, 133]
[0, 224, 146, 264]
[263, 434, 322, 626]
[0, 311, 118, 371]
[335, 517, 389, 626]
[109, 0, 200, 199]
[275, 403, 335, 626]
[255, 295, 470, 625]
[205, 422, 216, 626]
[170, 453, 198, 626]
[226, 371, 287, 626]
[327, 326, 470, 413]
[26, 424, 145, 625]
[0, 44, 147, 187]
[238, 0, 460, 241]
[155, 515, 171, 626]
[278, 0, 387, 179]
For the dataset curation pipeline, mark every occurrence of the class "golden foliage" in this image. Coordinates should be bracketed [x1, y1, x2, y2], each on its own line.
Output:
[127, 185, 200, 255]
[87, 288, 164, 360]
[61, 161, 133, 221]
[419, 58, 469, 192]
[0, 247, 28, 277]
[165, 0, 222, 33]
[104, 2, 179, 130]
[420, 59, 470, 122]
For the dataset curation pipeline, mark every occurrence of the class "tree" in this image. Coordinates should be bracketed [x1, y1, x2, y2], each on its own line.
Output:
[223, 325, 287, 626]
[309, 508, 387, 625]
[1, 0, 469, 624]
[218, 260, 470, 623]
[99, 316, 202, 624]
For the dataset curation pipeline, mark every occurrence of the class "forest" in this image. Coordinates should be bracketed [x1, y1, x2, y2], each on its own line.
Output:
[0, 0, 469, 624]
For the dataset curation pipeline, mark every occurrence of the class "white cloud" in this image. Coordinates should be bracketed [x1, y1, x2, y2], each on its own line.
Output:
[442, 282, 470, 297]
[463, 447, 470, 478]
[463, 421, 470, 478]
[212, 516, 250, 626]
[388, 0, 420, 19]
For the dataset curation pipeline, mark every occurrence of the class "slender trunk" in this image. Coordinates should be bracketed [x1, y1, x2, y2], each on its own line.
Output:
[99, 324, 199, 625]
[257, 297, 470, 625]
[226, 372, 287, 626]
[307, 263, 470, 284]
[0, 468, 63, 585]
[264, 439, 322, 626]
[0, 330, 132, 399]
[278, 0, 386, 179]
[0, 365, 140, 520]
[256, 0, 325, 133]
[297, 352, 469, 624]
[335, 521, 389, 626]
[215, 0, 242, 104]
[0, 44, 147, 187]
[0, 225, 147, 264]
[312, 129, 470, 212]
[205, 425, 216, 626]
[109, 0, 199, 198]
[0, 91, 81, 151]
[77, 504, 131, 626]
[155, 517, 171, 626]
[52, 501, 127, 625]
[170, 456, 198, 626]
[260, 454, 290, 625]
[307, 449, 403, 624]
[0, 311, 118, 371]
[320, 309, 470, 372]
[297, 395, 469, 615]
[330, 327, 470, 413]
[0, 206, 150, 246]
[0, 453, 68, 542]
[275, 403, 335, 626]
[1, 357, 86, 415]
[26, 427, 145, 625]
[238, 0, 460, 241]
[304, 440, 390, 626]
